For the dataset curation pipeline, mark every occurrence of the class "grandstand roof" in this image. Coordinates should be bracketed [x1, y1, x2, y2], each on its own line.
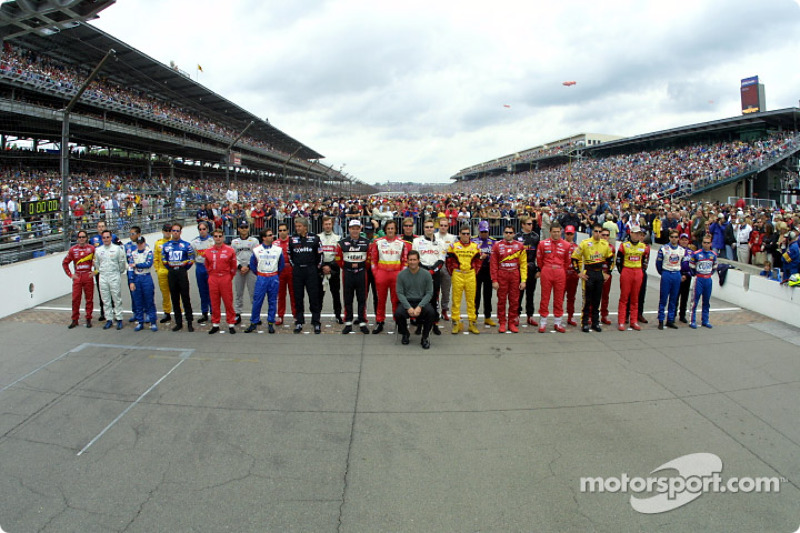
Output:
[6, 20, 324, 161]
[587, 108, 800, 154]
[0, 0, 115, 40]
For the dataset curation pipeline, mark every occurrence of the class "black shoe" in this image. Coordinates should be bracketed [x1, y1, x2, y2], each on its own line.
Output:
[582, 325, 591, 333]
[658, 321, 664, 330]
[666, 322, 678, 329]
[372, 322, 384, 334]
[415, 324, 423, 335]
[335, 315, 343, 324]
[421, 337, 430, 349]
[235, 314, 242, 325]
[314, 324, 321, 334]
[592, 324, 602, 332]
[638, 315, 649, 324]
[187, 323, 194, 332]
[432, 324, 441, 336]
[198, 314, 209, 324]
[342, 325, 353, 335]
[245, 323, 258, 333]
[128, 316, 137, 323]
[679, 317, 688, 324]
[401, 332, 410, 345]
[359, 325, 370, 334]
[68, 320, 79, 329]
[99, 315, 106, 323]
[172, 324, 183, 332]
[86, 319, 92, 328]
[229, 326, 236, 335]
[159, 314, 171, 324]
[208, 326, 220, 334]
[268, 323, 275, 334]
[294, 324, 303, 334]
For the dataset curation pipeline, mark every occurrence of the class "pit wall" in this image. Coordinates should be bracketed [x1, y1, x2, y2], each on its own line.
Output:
[0, 226, 199, 320]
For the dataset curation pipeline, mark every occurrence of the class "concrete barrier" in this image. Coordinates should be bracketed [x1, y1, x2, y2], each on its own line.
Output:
[0, 226, 198, 320]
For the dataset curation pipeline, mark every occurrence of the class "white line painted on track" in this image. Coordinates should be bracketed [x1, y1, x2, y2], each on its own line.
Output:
[77, 353, 191, 456]
[0, 343, 89, 394]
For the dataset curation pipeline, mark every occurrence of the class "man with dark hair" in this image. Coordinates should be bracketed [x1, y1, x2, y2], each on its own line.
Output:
[63, 230, 95, 328]
[572, 223, 613, 333]
[162, 223, 195, 332]
[395, 250, 436, 349]
[90, 220, 120, 321]
[231, 221, 259, 325]
[206, 229, 238, 335]
[191, 222, 214, 324]
[319, 216, 343, 324]
[275, 222, 296, 326]
[413, 218, 445, 336]
[153, 223, 173, 323]
[515, 215, 540, 327]
[93, 230, 127, 330]
[656, 230, 689, 330]
[245, 228, 284, 334]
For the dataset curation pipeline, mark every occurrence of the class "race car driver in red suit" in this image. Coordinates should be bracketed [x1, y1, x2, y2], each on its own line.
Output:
[204, 228, 238, 334]
[368, 220, 410, 334]
[490, 224, 528, 333]
[535, 223, 571, 333]
[275, 222, 296, 325]
[563, 226, 580, 326]
[63, 230, 95, 328]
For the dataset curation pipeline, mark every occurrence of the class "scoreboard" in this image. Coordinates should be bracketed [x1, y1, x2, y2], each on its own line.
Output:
[741, 76, 765, 114]
[21, 199, 61, 217]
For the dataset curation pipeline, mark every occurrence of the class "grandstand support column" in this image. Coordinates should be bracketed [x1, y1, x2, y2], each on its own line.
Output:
[60, 48, 116, 248]
[224, 120, 254, 184]
[169, 159, 175, 220]
[281, 146, 303, 186]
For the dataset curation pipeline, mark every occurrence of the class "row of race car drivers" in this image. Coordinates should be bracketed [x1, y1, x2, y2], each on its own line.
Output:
[62, 214, 719, 340]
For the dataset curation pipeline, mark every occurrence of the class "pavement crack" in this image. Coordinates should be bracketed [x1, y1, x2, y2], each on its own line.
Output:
[337, 332, 365, 533]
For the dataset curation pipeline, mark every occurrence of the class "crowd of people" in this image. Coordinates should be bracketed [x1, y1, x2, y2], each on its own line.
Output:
[61, 193, 800, 349]
[452, 133, 799, 202]
[0, 43, 311, 161]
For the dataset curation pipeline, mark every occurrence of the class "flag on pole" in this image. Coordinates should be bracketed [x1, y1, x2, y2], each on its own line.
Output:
[197, 64, 204, 72]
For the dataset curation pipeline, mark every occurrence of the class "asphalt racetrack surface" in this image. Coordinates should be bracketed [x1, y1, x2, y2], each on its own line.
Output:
[1, 273, 799, 532]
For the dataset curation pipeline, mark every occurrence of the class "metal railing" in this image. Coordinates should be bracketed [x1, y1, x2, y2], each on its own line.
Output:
[0, 208, 198, 265]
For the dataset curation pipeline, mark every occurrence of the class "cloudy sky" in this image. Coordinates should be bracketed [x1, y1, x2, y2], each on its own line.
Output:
[92, 0, 800, 184]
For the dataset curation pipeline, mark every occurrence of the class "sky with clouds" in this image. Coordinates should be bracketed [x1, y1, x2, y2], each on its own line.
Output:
[91, 0, 800, 184]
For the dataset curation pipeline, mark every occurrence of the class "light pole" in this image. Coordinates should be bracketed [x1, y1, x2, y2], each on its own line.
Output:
[60, 48, 115, 246]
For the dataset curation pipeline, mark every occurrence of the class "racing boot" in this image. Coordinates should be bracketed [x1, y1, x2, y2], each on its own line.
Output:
[451, 321, 461, 334]
[159, 313, 171, 324]
[509, 321, 519, 333]
[468, 321, 480, 334]
[498, 321, 507, 333]
[484, 317, 497, 327]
